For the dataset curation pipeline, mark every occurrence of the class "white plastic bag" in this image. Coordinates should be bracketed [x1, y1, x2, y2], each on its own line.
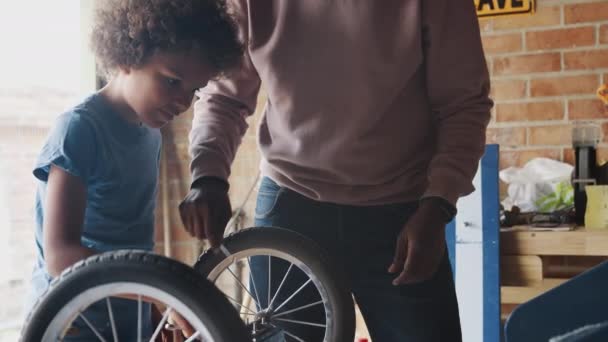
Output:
[500, 158, 574, 213]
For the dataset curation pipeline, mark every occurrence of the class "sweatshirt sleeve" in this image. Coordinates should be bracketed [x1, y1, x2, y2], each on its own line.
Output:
[188, 1, 262, 184]
[421, 0, 493, 205]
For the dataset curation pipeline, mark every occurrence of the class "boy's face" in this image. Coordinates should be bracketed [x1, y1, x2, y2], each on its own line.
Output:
[121, 49, 215, 128]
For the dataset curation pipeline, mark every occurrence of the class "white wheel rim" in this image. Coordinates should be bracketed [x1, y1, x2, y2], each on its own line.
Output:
[42, 282, 216, 342]
[206, 247, 334, 341]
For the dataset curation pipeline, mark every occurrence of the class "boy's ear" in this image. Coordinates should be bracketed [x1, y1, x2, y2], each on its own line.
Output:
[117, 65, 131, 75]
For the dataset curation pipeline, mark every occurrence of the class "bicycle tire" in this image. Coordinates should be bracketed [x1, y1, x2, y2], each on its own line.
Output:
[21, 250, 249, 342]
[195, 227, 355, 342]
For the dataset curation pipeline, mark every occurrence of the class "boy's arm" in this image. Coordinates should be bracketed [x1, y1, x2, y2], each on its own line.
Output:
[43, 164, 95, 277]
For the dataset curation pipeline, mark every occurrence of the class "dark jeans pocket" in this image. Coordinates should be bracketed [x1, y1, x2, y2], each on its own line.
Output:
[255, 177, 286, 220]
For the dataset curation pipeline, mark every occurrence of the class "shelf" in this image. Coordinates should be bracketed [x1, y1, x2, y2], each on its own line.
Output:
[500, 226, 608, 319]
[501, 227, 608, 256]
[501, 278, 566, 304]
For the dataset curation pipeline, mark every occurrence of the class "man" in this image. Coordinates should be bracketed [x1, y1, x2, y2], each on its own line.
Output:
[180, 1, 493, 341]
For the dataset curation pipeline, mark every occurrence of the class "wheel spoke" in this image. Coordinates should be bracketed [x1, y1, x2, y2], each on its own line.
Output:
[281, 328, 307, 342]
[184, 331, 201, 342]
[246, 257, 263, 310]
[268, 255, 272, 309]
[226, 264, 260, 309]
[273, 317, 326, 328]
[272, 300, 324, 318]
[78, 312, 108, 342]
[137, 295, 142, 342]
[268, 263, 294, 311]
[223, 293, 257, 314]
[149, 308, 171, 342]
[273, 278, 312, 313]
[106, 298, 119, 342]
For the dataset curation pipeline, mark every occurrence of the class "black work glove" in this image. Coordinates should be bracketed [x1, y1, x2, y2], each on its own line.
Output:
[178, 177, 231, 247]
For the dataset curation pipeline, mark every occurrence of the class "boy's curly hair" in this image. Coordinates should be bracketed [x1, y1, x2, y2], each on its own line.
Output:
[91, 0, 243, 77]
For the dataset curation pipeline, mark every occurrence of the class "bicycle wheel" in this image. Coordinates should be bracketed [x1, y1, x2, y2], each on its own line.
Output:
[21, 250, 249, 342]
[194, 227, 355, 342]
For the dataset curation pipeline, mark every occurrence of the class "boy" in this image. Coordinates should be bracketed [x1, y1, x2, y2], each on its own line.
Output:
[26, 0, 242, 340]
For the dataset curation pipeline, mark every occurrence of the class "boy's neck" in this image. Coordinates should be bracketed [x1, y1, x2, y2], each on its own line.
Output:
[99, 80, 142, 125]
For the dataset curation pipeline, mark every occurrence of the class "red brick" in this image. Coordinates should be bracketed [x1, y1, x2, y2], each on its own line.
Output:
[499, 149, 561, 169]
[494, 53, 561, 76]
[597, 148, 608, 165]
[166, 161, 192, 181]
[565, 2, 608, 24]
[166, 127, 192, 142]
[482, 33, 522, 54]
[564, 49, 608, 70]
[493, 6, 561, 30]
[491, 79, 527, 101]
[601, 25, 608, 45]
[166, 181, 189, 203]
[563, 148, 575, 165]
[496, 101, 564, 122]
[529, 125, 572, 146]
[526, 27, 596, 51]
[153, 245, 165, 256]
[166, 220, 196, 243]
[486, 127, 526, 147]
[602, 123, 608, 143]
[479, 18, 493, 33]
[530, 75, 600, 97]
[569, 99, 608, 119]
[171, 243, 201, 264]
[162, 141, 191, 162]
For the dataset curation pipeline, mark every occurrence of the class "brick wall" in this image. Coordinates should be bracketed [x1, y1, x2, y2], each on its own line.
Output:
[481, 1, 608, 179]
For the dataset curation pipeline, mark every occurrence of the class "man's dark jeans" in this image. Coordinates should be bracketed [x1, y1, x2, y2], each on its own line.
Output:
[251, 177, 462, 342]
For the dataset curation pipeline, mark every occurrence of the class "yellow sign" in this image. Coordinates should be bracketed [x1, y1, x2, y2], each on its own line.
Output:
[475, 0, 535, 18]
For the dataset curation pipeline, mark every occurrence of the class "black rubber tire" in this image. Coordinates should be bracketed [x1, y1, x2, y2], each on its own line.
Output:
[194, 227, 356, 342]
[20, 250, 250, 342]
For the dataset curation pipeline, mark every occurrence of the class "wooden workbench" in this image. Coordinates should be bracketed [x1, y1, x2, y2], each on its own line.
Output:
[501, 227, 608, 256]
[500, 226, 608, 320]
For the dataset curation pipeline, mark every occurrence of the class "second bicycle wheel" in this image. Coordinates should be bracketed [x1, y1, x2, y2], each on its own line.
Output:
[194, 227, 355, 342]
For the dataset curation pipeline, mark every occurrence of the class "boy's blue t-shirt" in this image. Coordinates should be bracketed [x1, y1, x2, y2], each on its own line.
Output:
[28, 93, 161, 339]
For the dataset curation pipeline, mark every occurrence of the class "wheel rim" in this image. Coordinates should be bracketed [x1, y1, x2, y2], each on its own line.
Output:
[206, 247, 334, 342]
[42, 282, 216, 342]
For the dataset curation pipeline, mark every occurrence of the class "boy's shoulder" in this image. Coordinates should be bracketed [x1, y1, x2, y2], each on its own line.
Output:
[34, 95, 103, 182]
[53, 94, 100, 130]
[51, 94, 115, 142]
[52, 102, 95, 138]
[49, 93, 161, 151]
